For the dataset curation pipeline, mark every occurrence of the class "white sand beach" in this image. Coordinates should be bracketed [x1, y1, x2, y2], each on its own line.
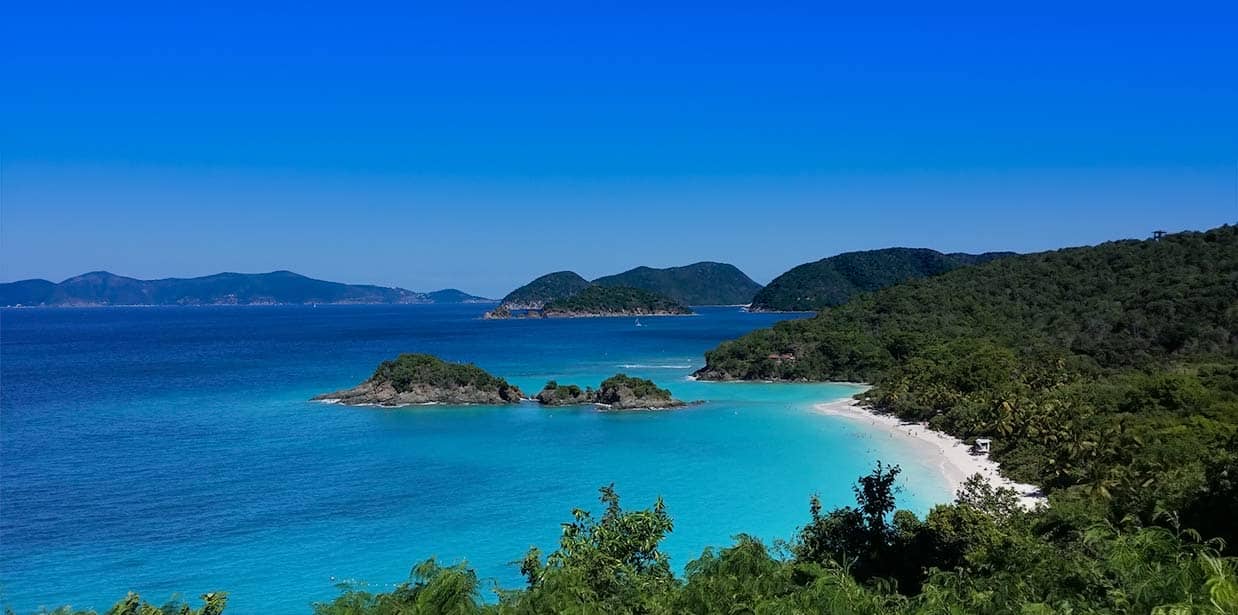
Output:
[815, 398, 1045, 509]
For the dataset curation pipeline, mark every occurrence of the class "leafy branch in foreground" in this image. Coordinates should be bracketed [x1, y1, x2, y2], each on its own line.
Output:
[309, 465, 1236, 615]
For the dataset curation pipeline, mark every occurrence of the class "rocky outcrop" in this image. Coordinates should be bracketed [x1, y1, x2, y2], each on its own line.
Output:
[313, 353, 524, 407]
[532, 375, 688, 410]
[534, 381, 595, 405]
[483, 305, 512, 319]
[313, 379, 524, 406]
[594, 374, 686, 410]
[315, 355, 684, 411]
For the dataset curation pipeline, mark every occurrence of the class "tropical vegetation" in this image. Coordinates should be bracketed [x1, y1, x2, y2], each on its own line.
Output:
[542, 286, 691, 316]
[597, 374, 674, 402]
[495, 271, 592, 308]
[700, 226, 1238, 547]
[370, 353, 515, 394]
[593, 262, 762, 306]
[748, 248, 1012, 311]
[39, 467, 1238, 613]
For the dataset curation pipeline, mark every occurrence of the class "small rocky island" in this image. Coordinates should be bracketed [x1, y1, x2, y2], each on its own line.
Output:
[534, 381, 595, 405]
[313, 353, 524, 406]
[487, 285, 693, 319]
[315, 354, 685, 410]
[534, 374, 686, 410]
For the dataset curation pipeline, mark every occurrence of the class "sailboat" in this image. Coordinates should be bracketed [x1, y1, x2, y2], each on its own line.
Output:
[635, 318, 644, 327]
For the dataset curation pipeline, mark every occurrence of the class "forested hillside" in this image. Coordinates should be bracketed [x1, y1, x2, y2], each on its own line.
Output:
[495, 271, 592, 309]
[542, 285, 692, 316]
[749, 248, 1013, 311]
[700, 225, 1238, 544]
[592, 262, 762, 305]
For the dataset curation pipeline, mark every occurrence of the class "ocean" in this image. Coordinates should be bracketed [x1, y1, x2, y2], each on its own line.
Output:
[0, 305, 951, 613]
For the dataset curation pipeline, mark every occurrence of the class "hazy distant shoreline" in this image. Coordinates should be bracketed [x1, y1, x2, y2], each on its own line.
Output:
[1, 301, 498, 309]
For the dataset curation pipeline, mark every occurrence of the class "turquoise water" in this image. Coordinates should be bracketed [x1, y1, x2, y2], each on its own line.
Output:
[0, 305, 950, 613]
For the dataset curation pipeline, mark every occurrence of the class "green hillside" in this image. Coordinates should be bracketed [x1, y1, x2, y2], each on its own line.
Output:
[592, 262, 762, 305]
[497, 271, 592, 308]
[699, 226, 1238, 542]
[749, 248, 1014, 311]
[542, 285, 692, 316]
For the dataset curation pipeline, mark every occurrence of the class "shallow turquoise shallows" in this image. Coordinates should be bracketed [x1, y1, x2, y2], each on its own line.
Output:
[0, 305, 951, 613]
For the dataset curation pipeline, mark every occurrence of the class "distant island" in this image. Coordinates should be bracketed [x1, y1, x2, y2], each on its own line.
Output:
[493, 271, 594, 310]
[592, 262, 762, 306]
[542, 286, 692, 317]
[535, 374, 686, 409]
[312, 353, 524, 406]
[748, 248, 1014, 312]
[487, 285, 692, 319]
[482, 261, 759, 319]
[0, 271, 495, 307]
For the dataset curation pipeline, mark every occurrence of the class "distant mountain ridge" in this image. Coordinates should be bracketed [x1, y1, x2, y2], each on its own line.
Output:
[749, 248, 1016, 311]
[592, 262, 762, 305]
[0, 271, 495, 307]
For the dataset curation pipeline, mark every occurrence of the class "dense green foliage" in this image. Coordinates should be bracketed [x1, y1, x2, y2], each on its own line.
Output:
[370, 353, 516, 394]
[0, 271, 488, 306]
[592, 262, 763, 306]
[497, 271, 592, 308]
[536, 375, 679, 407]
[536, 380, 589, 404]
[598, 374, 674, 401]
[25, 592, 227, 615]
[701, 226, 1238, 544]
[749, 248, 1013, 311]
[302, 470, 1237, 614]
[542, 286, 692, 316]
[33, 470, 1238, 614]
[542, 380, 584, 399]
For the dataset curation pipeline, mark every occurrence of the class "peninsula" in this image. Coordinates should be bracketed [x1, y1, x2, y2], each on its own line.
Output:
[312, 354, 524, 406]
[487, 286, 692, 319]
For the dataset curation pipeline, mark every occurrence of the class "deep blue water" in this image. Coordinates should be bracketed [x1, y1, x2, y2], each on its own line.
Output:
[0, 305, 950, 613]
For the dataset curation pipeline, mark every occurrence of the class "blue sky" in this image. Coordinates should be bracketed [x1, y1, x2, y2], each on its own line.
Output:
[3, 2, 1235, 297]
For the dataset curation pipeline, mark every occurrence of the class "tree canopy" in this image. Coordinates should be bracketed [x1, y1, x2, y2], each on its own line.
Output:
[749, 248, 1013, 311]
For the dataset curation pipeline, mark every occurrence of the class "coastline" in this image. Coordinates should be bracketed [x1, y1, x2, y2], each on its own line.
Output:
[814, 398, 1044, 509]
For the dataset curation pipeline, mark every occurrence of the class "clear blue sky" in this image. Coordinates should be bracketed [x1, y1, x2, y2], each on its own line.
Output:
[3, 2, 1235, 297]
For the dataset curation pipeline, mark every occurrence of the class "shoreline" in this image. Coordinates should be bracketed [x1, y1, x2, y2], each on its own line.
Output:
[814, 398, 1044, 509]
